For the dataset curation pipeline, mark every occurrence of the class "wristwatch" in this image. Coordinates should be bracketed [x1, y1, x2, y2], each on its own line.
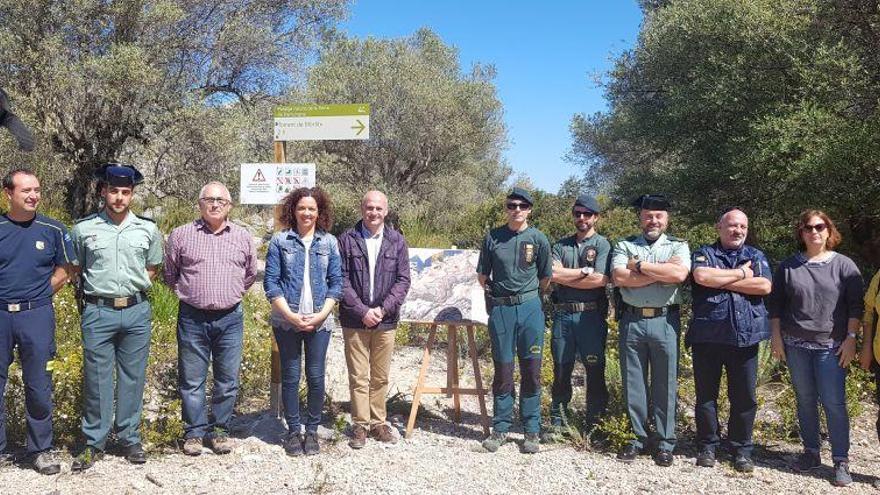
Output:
[847, 331, 858, 340]
[580, 266, 594, 277]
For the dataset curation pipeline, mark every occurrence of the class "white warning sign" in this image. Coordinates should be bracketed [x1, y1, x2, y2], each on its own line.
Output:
[239, 163, 316, 205]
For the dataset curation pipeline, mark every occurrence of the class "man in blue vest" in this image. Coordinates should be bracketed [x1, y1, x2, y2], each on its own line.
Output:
[688, 207, 772, 473]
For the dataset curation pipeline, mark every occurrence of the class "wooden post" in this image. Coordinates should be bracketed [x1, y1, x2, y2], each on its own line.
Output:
[406, 322, 490, 438]
[269, 140, 287, 418]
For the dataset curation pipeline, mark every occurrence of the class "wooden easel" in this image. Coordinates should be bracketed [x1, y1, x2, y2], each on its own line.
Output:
[405, 322, 490, 438]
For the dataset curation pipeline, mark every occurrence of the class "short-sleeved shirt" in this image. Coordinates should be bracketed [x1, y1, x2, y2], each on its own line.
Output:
[687, 242, 772, 347]
[477, 225, 552, 297]
[71, 210, 164, 297]
[611, 233, 691, 307]
[0, 213, 76, 301]
[551, 232, 611, 303]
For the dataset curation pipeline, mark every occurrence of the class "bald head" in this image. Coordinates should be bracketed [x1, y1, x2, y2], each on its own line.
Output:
[717, 208, 749, 250]
[361, 190, 389, 234]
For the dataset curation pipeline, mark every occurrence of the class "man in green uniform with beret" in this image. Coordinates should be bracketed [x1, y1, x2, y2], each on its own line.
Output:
[477, 187, 552, 454]
[70, 164, 163, 471]
[548, 194, 611, 431]
[611, 194, 689, 467]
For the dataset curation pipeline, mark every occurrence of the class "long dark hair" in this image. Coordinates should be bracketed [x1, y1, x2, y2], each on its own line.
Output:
[279, 186, 333, 232]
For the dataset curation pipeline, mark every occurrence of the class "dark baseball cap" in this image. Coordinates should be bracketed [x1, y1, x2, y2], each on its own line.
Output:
[574, 194, 601, 213]
[507, 187, 534, 206]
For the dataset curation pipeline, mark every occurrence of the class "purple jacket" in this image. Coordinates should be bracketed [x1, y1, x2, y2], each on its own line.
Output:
[338, 221, 411, 330]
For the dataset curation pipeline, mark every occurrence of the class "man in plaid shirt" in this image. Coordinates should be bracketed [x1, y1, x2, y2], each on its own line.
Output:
[164, 181, 258, 456]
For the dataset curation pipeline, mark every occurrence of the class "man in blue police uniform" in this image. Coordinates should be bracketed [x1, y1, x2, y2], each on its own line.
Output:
[612, 194, 690, 467]
[688, 207, 771, 473]
[548, 194, 611, 431]
[0, 169, 74, 474]
[70, 164, 163, 471]
[477, 187, 552, 454]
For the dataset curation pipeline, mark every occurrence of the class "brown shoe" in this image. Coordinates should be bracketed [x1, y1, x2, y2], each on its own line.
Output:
[349, 425, 367, 449]
[182, 437, 203, 456]
[371, 424, 398, 444]
[207, 433, 233, 455]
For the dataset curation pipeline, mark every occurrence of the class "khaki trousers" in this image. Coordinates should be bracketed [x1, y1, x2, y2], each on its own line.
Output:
[343, 327, 396, 428]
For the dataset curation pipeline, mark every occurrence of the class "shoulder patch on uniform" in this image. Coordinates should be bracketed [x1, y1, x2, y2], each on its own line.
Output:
[74, 213, 98, 224]
[135, 214, 155, 223]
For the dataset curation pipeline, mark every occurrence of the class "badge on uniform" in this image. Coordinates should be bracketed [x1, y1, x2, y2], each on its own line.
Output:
[35, 240, 45, 250]
[521, 242, 535, 266]
[582, 246, 597, 268]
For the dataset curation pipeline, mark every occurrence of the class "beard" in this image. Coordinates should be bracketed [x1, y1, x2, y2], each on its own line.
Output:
[643, 228, 663, 241]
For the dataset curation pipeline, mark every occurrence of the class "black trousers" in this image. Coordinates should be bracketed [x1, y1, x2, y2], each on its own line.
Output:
[691, 342, 759, 457]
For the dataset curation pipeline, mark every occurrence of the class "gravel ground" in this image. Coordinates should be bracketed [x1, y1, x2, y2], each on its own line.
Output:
[3, 331, 880, 494]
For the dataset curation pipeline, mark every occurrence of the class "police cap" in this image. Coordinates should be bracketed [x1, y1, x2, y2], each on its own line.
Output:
[631, 194, 670, 211]
[507, 187, 534, 206]
[94, 163, 144, 187]
[574, 194, 601, 213]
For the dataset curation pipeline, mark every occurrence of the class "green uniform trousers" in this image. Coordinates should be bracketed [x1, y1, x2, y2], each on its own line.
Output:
[550, 308, 608, 425]
[619, 309, 679, 451]
[80, 301, 152, 449]
[488, 296, 545, 434]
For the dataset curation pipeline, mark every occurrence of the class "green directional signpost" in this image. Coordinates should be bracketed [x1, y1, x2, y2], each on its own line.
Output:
[273, 103, 370, 141]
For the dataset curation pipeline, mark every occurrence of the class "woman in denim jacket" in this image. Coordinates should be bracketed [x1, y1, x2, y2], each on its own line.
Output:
[264, 187, 342, 456]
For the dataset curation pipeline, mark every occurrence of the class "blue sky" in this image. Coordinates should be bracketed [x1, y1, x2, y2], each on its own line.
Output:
[340, 1, 643, 193]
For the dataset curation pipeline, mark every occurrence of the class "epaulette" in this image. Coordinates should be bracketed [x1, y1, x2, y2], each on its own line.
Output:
[74, 213, 98, 224]
[625, 234, 639, 242]
[666, 235, 686, 242]
[135, 214, 155, 223]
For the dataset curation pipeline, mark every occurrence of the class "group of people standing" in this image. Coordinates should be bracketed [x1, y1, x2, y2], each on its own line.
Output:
[476, 188, 868, 488]
[0, 165, 410, 474]
[0, 162, 875, 488]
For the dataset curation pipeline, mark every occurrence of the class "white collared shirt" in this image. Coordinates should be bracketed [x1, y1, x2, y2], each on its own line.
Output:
[360, 224, 384, 302]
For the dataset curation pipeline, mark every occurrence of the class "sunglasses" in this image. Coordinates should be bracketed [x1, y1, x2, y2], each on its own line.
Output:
[802, 223, 827, 233]
[506, 202, 531, 211]
[572, 210, 596, 219]
[199, 197, 230, 207]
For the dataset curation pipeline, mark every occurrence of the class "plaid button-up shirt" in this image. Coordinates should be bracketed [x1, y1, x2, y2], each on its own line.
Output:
[164, 219, 258, 310]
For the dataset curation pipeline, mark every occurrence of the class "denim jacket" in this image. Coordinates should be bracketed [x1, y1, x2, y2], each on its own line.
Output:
[264, 229, 343, 331]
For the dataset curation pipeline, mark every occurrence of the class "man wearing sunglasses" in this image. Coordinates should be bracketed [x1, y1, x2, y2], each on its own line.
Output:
[688, 207, 771, 473]
[547, 194, 611, 432]
[612, 194, 690, 467]
[164, 181, 257, 456]
[477, 187, 552, 454]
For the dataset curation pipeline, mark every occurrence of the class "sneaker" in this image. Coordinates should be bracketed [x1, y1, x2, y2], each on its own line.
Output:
[616, 444, 639, 463]
[303, 432, 320, 456]
[182, 438, 203, 456]
[521, 433, 540, 454]
[71, 446, 103, 472]
[30, 451, 60, 475]
[349, 425, 367, 449]
[481, 431, 509, 453]
[123, 443, 147, 464]
[284, 433, 304, 457]
[654, 449, 674, 467]
[833, 460, 852, 487]
[696, 449, 715, 468]
[793, 451, 821, 472]
[207, 433, 233, 455]
[734, 455, 755, 473]
[0, 452, 14, 467]
[371, 424, 398, 444]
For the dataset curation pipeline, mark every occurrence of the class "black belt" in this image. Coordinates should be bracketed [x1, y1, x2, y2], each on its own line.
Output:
[84, 292, 148, 310]
[552, 301, 600, 313]
[622, 303, 679, 319]
[487, 290, 539, 306]
[0, 297, 53, 313]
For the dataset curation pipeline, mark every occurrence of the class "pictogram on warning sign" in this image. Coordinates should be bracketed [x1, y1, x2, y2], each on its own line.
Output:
[252, 169, 267, 182]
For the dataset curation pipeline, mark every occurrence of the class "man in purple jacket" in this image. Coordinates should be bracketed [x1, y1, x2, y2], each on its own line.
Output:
[338, 190, 411, 449]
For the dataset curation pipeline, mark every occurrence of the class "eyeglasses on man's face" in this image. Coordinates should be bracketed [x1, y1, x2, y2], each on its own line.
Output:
[200, 197, 230, 207]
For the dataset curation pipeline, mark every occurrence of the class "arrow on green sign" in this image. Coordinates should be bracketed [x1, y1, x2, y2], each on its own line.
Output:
[351, 119, 366, 136]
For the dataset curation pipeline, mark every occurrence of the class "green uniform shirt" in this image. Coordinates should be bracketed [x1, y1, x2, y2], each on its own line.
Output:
[551, 232, 611, 303]
[477, 225, 552, 297]
[611, 233, 690, 307]
[71, 210, 164, 297]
